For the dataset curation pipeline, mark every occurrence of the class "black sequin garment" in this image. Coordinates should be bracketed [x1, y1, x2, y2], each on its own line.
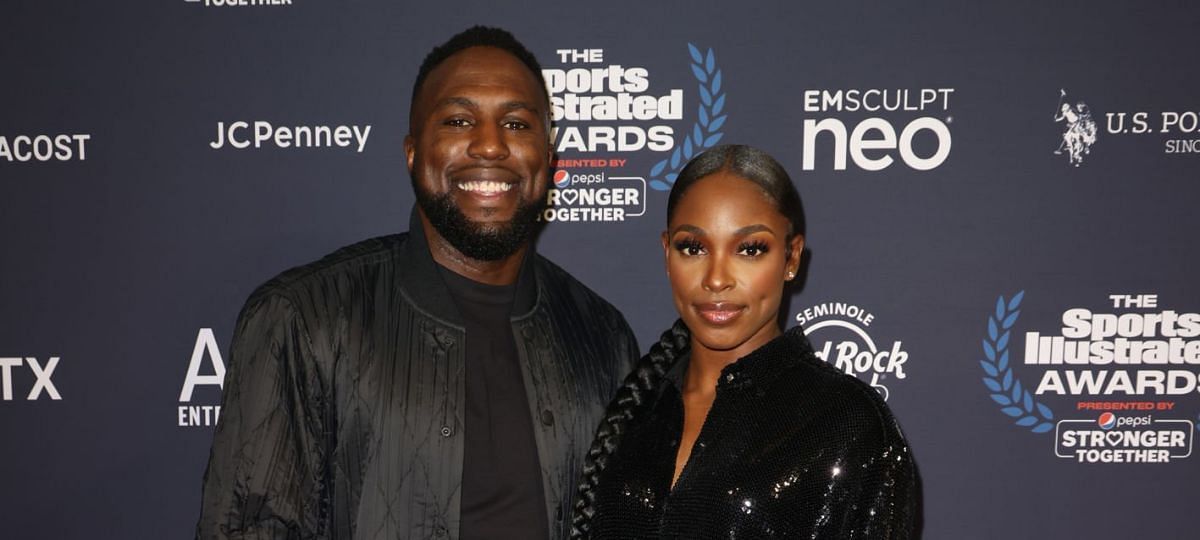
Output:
[588, 327, 915, 539]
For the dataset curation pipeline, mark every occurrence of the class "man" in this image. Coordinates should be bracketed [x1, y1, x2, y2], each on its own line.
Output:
[196, 27, 639, 539]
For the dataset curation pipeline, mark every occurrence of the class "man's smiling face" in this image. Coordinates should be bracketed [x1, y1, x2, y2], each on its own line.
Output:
[406, 45, 552, 261]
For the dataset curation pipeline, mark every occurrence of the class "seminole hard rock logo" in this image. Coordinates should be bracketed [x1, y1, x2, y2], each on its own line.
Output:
[796, 302, 909, 401]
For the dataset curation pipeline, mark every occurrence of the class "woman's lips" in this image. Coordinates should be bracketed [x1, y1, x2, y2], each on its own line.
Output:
[694, 302, 746, 325]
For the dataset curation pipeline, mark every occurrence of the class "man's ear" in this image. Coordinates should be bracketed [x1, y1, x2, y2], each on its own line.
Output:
[404, 134, 415, 172]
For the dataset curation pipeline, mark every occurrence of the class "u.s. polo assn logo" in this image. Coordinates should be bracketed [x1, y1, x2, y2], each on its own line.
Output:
[1053, 89, 1098, 167]
[977, 291, 1198, 464]
[795, 302, 909, 401]
[1052, 87, 1200, 164]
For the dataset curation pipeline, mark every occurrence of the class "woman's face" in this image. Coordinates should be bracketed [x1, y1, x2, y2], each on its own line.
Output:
[662, 171, 804, 360]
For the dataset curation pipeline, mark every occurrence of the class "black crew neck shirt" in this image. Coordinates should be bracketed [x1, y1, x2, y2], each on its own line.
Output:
[438, 265, 548, 540]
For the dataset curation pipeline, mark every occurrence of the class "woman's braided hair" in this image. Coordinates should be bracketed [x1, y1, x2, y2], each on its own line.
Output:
[570, 319, 690, 539]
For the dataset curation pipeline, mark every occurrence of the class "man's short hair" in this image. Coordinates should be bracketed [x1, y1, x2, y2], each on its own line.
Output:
[411, 26, 550, 113]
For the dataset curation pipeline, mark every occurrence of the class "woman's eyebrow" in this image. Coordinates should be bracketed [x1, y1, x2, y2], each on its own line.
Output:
[671, 224, 706, 236]
[734, 224, 775, 237]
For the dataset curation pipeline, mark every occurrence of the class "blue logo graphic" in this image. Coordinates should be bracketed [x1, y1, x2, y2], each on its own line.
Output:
[648, 43, 727, 191]
[553, 169, 571, 188]
[1098, 412, 1116, 430]
[980, 291, 1056, 433]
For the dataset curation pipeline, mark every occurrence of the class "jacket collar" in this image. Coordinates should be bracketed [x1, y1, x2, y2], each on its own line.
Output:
[396, 206, 539, 325]
[718, 326, 814, 390]
[664, 325, 814, 392]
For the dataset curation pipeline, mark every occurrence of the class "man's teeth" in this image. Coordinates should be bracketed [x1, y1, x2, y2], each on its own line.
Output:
[458, 181, 513, 193]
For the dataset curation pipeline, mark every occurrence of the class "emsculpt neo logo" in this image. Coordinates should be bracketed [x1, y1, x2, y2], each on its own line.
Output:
[800, 88, 954, 171]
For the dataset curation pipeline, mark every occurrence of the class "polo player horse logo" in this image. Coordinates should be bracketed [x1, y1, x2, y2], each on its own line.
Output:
[1054, 89, 1098, 167]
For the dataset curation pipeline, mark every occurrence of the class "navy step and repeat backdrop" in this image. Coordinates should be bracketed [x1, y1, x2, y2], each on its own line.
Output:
[3, 1, 1198, 538]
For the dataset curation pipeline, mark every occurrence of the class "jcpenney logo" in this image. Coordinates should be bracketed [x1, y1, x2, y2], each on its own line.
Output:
[209, 121, 371, 152]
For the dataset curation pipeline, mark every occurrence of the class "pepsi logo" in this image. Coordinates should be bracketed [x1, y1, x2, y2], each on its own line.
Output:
[553, 169, 571, 188]
[1098, 412, 1117, 430]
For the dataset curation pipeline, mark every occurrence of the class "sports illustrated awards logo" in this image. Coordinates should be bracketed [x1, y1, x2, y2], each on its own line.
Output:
[0, 134, 91, 162]
[540, 44, 728, 222]
[1054, 87, 1200, 161]
[1053, 89, 1098, 167]
[209, 121, 371, 153]
[0, 357, 61, 401]
[796, 302, 909, 400]
[800, 87, 954, 171]
[177, 328, 226, 427]
[184, 0, 293, 7]
[979, 292, 1198, 464]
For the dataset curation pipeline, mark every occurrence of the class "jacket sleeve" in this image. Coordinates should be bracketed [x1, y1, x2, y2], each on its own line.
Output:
[834, 410, 917, 540]
[196, 291, 329, 540]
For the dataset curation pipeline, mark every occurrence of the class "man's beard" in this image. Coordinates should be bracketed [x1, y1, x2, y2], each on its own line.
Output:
[415, 186, 545, 261]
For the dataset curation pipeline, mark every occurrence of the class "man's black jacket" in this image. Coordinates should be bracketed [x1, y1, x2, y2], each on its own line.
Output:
[196, 213, 639, 539]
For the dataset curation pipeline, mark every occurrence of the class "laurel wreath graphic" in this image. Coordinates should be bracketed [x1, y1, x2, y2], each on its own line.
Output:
[981, 291, 1056, 433]
[648, 43, 727, 191]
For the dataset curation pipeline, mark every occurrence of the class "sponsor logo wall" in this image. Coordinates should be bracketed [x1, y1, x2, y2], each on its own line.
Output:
[3, 2, 1198, 539]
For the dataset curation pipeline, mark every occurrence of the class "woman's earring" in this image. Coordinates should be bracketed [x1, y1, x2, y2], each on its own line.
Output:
[787, 271, 796, 280]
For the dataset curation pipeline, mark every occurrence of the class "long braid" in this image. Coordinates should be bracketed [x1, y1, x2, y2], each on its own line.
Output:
[570, 319, 690, 539]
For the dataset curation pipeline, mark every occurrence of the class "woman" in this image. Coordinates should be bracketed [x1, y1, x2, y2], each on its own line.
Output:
[572, 145, 915, 539]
